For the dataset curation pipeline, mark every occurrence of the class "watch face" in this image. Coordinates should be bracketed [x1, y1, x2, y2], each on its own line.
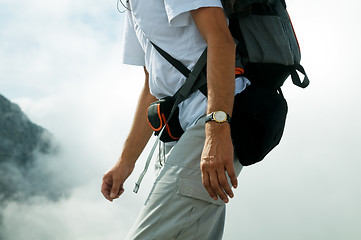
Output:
[213, 111, 227, 123]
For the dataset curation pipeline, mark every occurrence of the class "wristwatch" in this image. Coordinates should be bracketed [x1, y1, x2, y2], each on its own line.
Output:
[205, 111, 231, 124]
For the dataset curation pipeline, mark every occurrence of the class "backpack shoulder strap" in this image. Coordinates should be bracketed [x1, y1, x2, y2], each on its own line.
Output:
[151, 42, 208, 100]
[151, 42, 191, 77]
[133, 44, 207, 193]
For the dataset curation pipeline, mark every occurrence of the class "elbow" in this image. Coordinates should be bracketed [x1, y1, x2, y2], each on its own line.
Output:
[207, 31, 236, 53]
[208, 36, 236, 58]
[224, 38, 237, 52]
[221, 30, 236, 49]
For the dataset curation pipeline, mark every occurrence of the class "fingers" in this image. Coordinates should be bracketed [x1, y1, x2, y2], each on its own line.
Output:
[101, 173, 125, 202]
[201, 164, 235, 203]
[210, 171, 230, 203]
[101, 177, 114, 201]
[218, 168, 234, 199]
[226, 163, 238, 189]
[202, 171, 218, 201]
[110, 179, 123, 200]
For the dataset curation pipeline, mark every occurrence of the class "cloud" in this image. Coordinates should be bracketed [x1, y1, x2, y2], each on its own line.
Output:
[0, 180, 144, 240]
[0, 0, 125, 97]
[1, 0, 361, 239]
[0, 0, 154, 239]
[0, 83, 157, 239]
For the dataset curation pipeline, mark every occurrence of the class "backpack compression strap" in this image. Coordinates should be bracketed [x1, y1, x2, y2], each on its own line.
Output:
[290, 64, 310, 88]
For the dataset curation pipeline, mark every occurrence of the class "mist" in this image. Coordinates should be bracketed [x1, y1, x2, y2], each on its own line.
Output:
[1, 0, 361, 239]
[0, 67, 155, 240]
[0, 0, 152, 239]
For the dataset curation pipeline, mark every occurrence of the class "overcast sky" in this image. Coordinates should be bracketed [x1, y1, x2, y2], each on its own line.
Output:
[1, 0, 361, 239]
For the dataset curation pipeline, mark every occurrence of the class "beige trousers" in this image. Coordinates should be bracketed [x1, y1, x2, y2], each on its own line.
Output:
[126, 116, 243, 240]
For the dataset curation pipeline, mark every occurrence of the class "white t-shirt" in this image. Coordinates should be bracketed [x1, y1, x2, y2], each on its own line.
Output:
[120, 0, 250, 130]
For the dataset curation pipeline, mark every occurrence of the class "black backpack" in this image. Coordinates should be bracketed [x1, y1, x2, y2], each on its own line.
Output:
[148, 0, 309, 166]
[221, 0, 309, 165]
[223, 0, 309, 90]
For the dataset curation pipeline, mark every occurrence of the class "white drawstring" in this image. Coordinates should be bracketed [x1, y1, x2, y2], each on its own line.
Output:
[133, 126, 166, 193]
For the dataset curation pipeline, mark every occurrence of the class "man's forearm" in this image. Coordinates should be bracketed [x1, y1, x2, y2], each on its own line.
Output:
[119, 67, 156, 165]
[101, 68, 155, 202]
[191, 7, 235, 115]
[191, 7, 238, 203]
[206, 40, 235, 115]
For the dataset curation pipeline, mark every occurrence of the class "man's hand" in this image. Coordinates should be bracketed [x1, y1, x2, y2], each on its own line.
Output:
[101, 160, 135, 202]
[201, 122, 237, 203]
[101, 67, 154, 202]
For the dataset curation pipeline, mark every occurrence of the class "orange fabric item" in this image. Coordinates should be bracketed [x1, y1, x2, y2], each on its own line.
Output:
[161, 114, 180, 140]
[235, 67, 244, 75]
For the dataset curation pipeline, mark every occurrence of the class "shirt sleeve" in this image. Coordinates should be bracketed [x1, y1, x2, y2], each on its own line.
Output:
[163, 0, 223, 27]
[120, 11, 146, 66]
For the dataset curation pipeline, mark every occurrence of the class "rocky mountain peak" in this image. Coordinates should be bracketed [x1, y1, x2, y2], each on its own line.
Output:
[0, 94, 62, 205]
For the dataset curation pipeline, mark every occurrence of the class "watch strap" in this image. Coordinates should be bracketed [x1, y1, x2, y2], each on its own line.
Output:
[205, 111, 231, 124]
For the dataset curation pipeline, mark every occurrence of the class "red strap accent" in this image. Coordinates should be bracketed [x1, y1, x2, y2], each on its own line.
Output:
[287, 11, 301, 53]
[235, 67, 244, 75]
[147, 104, 163, 132]
[161, 114, 181, 140]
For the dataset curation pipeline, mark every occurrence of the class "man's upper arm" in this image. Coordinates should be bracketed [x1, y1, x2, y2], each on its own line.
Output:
[190, 7, 234, 46]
